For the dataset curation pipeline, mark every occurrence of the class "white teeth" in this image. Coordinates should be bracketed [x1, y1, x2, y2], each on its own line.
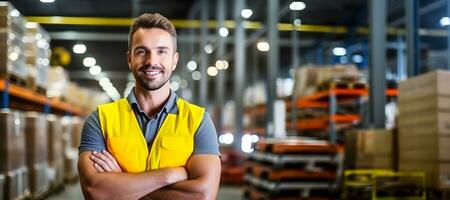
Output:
[143, 71, 160, 75]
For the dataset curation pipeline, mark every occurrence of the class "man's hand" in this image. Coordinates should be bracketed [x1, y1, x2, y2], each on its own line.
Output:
[90, 150, 122, 172]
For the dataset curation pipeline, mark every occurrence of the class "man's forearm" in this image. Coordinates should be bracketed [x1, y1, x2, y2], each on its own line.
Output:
[143, 178, 211, 200]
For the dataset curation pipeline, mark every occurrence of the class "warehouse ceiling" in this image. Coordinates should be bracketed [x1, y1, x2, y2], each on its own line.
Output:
[6, 0, 449, 103]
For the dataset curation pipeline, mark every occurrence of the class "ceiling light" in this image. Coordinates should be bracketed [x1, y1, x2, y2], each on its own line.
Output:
[352, 54, 363, 63]
[257, 41, 270, 52]
[73, 44, 86, 54]
[223, 60, 229, 70]
[99, 77, 111, 86]
[294, 18, 302, 26]
[170, 81, 180, 91]
[89, 65, 102, 75]
[218, 133, 234, 144]
[10, 9, 20, 17]
[187, 60, 197, 71]
[204, 44, 213, 54]
[215, 60, 225, 70]
[83, 57, 96, 67]
[40, 0, 55, 3]
[289, 1, 306, 11]
[440, 17, 450, 27]
[241, 9, 253, 19]
[192, 71, 201, 81]
[219, 27, 229, 37]
[207, 66, 218, 77]
[332, 47, 347, 56]
[339, 56, 348, 64]
[180, 79, 188, 89]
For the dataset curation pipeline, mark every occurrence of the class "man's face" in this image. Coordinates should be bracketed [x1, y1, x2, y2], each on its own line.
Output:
[127, 28, 179, 91]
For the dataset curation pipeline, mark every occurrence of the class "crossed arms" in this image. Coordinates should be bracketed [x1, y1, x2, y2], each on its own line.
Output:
[78, 151, 221, 200]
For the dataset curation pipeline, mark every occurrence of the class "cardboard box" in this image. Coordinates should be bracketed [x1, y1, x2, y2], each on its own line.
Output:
[47, 115, 63, 163]
[399, 96, 450, 115]
[71, 117, 83, 149]
[48, 159, 64, 188]
[400, 162, 450, 190]
[398, 111, 450, 135]
[0, 110, 26, 171]
[24, 112, 48, 165]
[399, 70, 450, 101]
[2, 167, 29, 200]
[28, 162, 49, 197]
[398, 135, 450, 162]
[0, 174, 4, 200]
[345, 129, 394, 170]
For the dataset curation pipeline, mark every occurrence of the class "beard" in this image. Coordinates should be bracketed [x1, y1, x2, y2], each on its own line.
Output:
[134, 65, 171, 91]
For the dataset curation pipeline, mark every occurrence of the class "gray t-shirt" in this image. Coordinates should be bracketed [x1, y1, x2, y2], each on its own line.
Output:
[78, 90, 220, 156]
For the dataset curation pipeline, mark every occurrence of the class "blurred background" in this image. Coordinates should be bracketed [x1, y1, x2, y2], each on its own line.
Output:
[0, 0, 450, 199]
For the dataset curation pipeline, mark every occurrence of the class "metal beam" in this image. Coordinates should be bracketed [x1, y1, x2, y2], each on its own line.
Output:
[405, 0, 420, 77]
[390, 0, 445, 27]
[215, 0, 226, 133]
[199, 0, 208, 107]
[266, 0, 279, 137]
[234, 0, 245, 150]
[369, 0, 387, 128]
[290, 11, 300, 134]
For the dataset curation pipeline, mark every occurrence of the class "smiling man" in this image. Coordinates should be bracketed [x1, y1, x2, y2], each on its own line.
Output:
[78, 13, 221, 200]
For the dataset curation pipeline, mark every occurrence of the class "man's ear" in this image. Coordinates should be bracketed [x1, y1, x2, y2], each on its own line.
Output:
[127, 50, 132, 71]
[172, 51, 179, 71]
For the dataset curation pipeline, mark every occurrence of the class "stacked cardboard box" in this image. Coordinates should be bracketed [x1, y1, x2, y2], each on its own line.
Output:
[47, 114, 64, 188]
[24, 22, 50, 91]
[61, 116, 78, 181]
[0, 110, 29, 199]
[24, 112, 49, 197]
[398, 70, 450, 190]
[0, 2, 27, 80]
[0, 174, 4, 199]
[345, 129, 395, 170]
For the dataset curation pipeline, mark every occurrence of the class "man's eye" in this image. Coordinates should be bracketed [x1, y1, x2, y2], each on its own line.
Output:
[158, 50, 167, 54]
[135, 49, 145, 55]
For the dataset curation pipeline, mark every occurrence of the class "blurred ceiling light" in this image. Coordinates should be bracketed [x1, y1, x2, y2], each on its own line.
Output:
[204, 44, 213, 54]
[187, 60, 197, 71]
[289, 1, 306, 11]
[192, 71, 201, 81]
[207, 66, 218, 77]
[218, 133, 234, 144]
[73, 44, 87, 54]
[219, 27, 229, 37]
[257, 41, 270, 52]
[83, 57, 96, 67]
[170, 81, 180, 91]
[40, 0, 55, 3]
[440, 17, 450, 27]
[332, 47, 347, 56]
[294, 18, 302, 26]
[223, 60, 229, 70]
[241, 9, 253, 19]
[89, 65, 102, 75]
[215, 60, 225, 70]
[352, 54, 363, 63]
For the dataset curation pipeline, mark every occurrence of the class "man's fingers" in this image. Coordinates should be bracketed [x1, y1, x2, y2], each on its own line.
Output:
[102, 150, 121, 171]
[94, 163, 105, 172]
[90, 153, 112, 172]
[92, 151, 115, 171]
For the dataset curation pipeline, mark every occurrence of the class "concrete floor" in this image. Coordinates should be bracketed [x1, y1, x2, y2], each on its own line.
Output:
[46, 181, 245, 200]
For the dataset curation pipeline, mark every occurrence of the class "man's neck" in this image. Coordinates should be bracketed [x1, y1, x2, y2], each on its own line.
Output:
[134, 84, 171, 117]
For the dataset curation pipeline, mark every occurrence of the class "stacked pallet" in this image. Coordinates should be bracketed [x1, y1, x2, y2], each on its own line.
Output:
[0, 110, 29, 200]
[61, 116, 80, 182]
[398, 70, 450, 190]
[24, 112, 49, 198]
[47, 114, 65, 189]
[244, 138, 341, 200]
[0, 2, 27, 85]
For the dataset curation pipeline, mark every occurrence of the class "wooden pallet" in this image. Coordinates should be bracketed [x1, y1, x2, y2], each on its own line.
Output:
[318, 81, 367, 91]
[256, 139, 338, 154]
[2, 73, 28, 88]
[248, 163, 336, 181]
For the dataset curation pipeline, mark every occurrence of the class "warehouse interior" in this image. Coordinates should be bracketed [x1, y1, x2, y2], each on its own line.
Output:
[1, 0, 450, 199]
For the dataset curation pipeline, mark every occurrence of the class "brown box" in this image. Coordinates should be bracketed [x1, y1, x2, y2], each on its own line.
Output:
[28, 162, 49, 197]
[399, 70, 450, 100]
[64, 154, 78, 181]
[48, 159, 64, 188]
[0, 174, 4, 200]
[71, 117, 83, 149]
[47, 115, 63, 163]
[2, 167, 29, 200]
[0, 110, 26, 171]
[400, 162, 450, 190]
[398, 111, 450, 135]
[398, 135, 450, 162]
[345, 129, 394, 170]
[24, 112, 48, 165]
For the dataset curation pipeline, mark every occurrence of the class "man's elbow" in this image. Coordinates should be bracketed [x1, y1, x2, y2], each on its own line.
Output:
[196, 182, 217, 200]
[80, 179, 111, 200]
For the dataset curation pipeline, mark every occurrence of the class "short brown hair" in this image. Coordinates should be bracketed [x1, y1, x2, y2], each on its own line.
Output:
[128, 13, 177, 50]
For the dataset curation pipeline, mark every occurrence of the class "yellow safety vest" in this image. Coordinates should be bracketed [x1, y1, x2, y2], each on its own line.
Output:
[97, 97, 204, 172]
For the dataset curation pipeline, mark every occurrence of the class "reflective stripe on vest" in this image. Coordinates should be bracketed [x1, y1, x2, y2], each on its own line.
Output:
[98, 97, 204, 172]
